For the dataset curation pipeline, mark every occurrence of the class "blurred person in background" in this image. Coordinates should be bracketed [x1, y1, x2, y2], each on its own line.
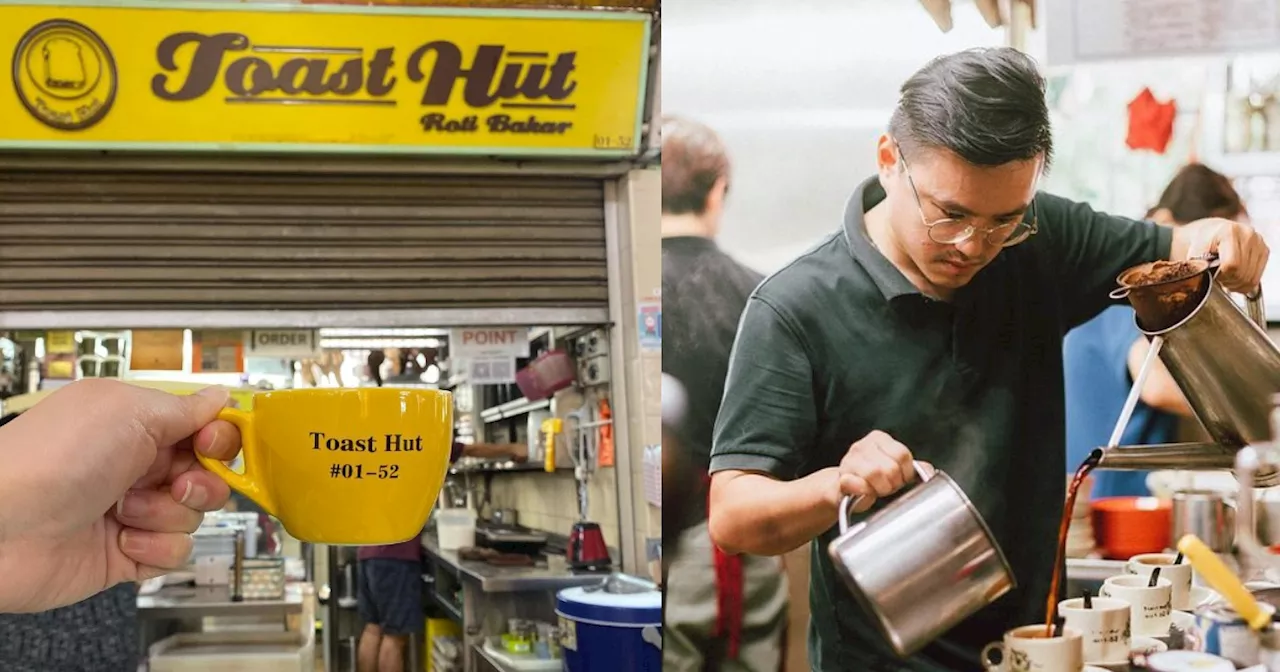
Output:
[1065, 163, 1249, 499]
[357, 357, 528, 672]
[706, 47, 1268, 671]
[661, 114, 788, 672]
[661, 373, 690, 576]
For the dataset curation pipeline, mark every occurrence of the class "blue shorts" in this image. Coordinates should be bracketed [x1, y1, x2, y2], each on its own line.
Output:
[357, 559, 424, 636]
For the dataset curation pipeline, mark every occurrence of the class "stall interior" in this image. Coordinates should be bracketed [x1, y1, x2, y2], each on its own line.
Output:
[0, 323, 625, 672]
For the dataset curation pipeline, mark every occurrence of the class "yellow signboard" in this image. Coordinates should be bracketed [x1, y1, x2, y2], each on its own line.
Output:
[0, 1, 651, 156]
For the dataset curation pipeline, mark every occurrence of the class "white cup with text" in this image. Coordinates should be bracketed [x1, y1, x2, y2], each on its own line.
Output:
[1100, 574, 1173, 637]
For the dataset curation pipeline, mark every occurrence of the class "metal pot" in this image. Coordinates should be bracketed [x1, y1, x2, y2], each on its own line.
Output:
[1171, 490, 1280, 553]
[1174, 490, 1235, 553]
[826, 463, 1016, 658]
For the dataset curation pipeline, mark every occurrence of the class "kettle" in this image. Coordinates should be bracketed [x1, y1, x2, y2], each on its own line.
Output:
[827, 462, 1015, 657]
[1096, 257, 1280, 485]
[567, 522, 610, 571]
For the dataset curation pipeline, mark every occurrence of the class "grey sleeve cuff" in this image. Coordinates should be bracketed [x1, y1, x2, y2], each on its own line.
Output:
[708, 450, 791, 479]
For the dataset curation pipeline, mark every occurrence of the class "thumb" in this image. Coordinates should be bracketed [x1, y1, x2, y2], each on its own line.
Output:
[137, 385, 231, 450]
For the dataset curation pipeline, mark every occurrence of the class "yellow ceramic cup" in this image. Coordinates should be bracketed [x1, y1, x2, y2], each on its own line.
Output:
[196, 388, 453, 545]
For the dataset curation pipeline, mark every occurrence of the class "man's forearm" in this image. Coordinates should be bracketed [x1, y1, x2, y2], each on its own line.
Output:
[708, 468, 840, 556]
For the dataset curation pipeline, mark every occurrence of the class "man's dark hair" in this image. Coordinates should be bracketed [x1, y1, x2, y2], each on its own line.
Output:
[1147, 163, 1247, 224]
[660, 115, 731, 215]
[889, 47, 1053, 167]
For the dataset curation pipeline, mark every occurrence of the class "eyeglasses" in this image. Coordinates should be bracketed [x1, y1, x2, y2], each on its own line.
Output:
[897, 143, 1039, 248]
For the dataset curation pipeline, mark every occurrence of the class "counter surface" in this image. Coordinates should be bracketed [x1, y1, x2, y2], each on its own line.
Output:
[137, 583, 306, 619]
[422, 534, 607, 593]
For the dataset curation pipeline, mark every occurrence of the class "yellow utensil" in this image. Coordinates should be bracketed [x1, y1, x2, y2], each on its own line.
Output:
[1177, 534, 1271, 630]
[541, 417, 562, 472]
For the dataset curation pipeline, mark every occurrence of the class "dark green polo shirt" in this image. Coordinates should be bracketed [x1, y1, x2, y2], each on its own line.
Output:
[709, 177, 1172, 671]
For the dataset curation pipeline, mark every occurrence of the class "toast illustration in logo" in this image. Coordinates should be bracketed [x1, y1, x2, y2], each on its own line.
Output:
[12, 19, 117, 130]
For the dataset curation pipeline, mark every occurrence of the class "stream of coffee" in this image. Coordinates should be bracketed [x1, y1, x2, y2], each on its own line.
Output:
[1046, 453, 1100, 636]
[1045, 336, 1167, 635]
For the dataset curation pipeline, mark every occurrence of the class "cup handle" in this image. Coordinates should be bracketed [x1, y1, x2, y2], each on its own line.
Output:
[979, 642, 1004, 671]
[838, 461, 932, 534]
[195, 408, 277, 517]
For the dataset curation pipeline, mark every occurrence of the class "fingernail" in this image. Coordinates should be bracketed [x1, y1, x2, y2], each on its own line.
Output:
[181, 482, 208, 509]
[119, 530, 147, 555]
[118, 490, 146, 518]
[195, 386, 230, 404]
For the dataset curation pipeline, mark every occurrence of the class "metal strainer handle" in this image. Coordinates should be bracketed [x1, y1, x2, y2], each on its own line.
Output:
[1246, 287, 1267, 328]
[838, 461, 933, 535]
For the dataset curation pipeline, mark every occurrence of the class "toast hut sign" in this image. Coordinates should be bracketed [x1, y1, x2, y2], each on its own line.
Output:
[0, 1, 651, 156]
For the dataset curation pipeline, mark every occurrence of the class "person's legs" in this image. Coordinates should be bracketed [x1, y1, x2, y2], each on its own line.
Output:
[357, 560, 383, 672]
[663, 521, 718, 672]
[368, 559, 424, 672]
[727, 552, 788, 672]
[358, 624, 383, 672]
[378, 633, 408, 672]
[665, 521, 790, 672]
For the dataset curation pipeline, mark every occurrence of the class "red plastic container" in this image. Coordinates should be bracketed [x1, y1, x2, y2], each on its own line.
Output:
[1091, 496, 1172, 560]
[516, 349, 577, 400]
[515, 366, 549, 400]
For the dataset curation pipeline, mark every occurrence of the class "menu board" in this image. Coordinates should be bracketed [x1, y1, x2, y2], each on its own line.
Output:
[1046, 0, 1280, 66]
[192, 330, 244, 374]
[129, 330, 184, 372]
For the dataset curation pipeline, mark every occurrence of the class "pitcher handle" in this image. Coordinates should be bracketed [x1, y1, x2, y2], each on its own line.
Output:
[1199, 252, 1265, 327]
[1246, 286, 1267, 328]
[838, 461, 932, 535]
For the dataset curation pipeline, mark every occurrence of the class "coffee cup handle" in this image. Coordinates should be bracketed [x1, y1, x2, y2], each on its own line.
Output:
[195, 408, 277, 517]
[979, 642, 1005, 671]
[838, 461, 932, 534]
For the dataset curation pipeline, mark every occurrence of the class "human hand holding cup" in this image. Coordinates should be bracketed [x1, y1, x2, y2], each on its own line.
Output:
[194, 388, 454, 545]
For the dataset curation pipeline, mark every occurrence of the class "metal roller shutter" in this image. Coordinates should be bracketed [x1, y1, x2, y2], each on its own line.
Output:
[0, 159, 608, 312]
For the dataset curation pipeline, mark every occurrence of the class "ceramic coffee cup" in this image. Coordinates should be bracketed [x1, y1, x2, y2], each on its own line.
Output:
[1058, 597, 1131, 663]
[1126, 553, 1194, 609]
[195, 388, 454, 545]
[1100, 575, 1174, 637]
[980, 625, 1084, 672]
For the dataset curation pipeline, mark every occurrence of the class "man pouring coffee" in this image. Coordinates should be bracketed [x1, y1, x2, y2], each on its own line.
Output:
[705, 47, 1269, 671]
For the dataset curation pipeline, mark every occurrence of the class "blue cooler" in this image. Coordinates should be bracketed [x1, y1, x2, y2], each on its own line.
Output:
[556, 578, 661, 672]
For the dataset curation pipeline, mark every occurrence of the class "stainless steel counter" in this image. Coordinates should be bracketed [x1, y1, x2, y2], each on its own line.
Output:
[421, 534, 606, 593]
[137, 583, 307, 619]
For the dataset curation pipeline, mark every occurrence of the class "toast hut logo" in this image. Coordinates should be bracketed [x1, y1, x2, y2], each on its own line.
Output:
[12, 19, 118, 130]
[150, 33, 580, 136]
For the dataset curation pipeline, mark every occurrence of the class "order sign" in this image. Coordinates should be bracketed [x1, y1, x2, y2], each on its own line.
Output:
[0, 2, 651, 156]
[246, 330, 320, 358]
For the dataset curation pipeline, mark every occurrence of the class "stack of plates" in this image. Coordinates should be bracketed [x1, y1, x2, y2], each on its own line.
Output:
[1066, 475, 1097, 558]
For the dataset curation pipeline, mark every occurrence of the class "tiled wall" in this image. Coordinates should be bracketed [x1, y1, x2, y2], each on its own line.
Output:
[618, 168, 663, 578]
[481, 168, 662, 570]
[487, 468, 621, 548]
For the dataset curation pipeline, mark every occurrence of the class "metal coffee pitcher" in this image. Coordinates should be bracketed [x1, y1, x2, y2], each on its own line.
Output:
[1098, 257, 1280, 485]
[827, 462, 1015, 658]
